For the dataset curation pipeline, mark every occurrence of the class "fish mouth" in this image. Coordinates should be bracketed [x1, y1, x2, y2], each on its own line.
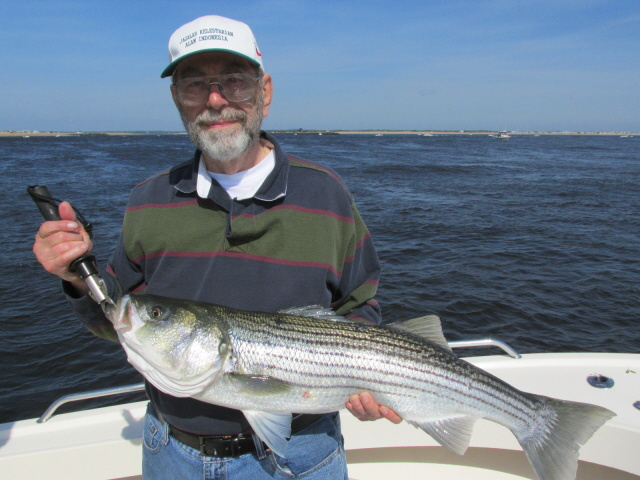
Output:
[111, 296, 133, 332]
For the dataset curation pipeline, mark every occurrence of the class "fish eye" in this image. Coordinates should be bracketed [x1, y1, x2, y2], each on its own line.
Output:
[150, 306, 164, 319]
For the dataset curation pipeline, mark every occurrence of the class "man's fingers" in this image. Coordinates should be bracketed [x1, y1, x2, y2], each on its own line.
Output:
[57, 201, 78, 222]
[359, 391, 383, 419]
[346, 394, 367, 418]
[346, 392, 403, 423]
[379, 405, 403, 424]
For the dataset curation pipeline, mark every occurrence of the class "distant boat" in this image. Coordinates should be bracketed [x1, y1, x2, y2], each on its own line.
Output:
[490, 131, 510, 140]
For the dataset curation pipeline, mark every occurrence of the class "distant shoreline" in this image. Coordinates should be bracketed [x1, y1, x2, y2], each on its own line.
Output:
[1, 130, 637, 137]
[337, 130, 638, 136]
[0, 131, 187, 137]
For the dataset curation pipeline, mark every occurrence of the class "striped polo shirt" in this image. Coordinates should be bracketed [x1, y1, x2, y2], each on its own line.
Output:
[81, 131, 383, 434]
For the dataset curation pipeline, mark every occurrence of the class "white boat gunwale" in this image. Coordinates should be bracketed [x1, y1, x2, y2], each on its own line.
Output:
[1, 343, 638, 480]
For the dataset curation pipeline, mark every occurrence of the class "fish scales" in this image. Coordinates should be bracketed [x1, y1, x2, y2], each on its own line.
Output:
[111, 293, 616, 480]
[217, 315, 444, 412]
[222, 308, 540, 428]
[175, 302, 539, 425]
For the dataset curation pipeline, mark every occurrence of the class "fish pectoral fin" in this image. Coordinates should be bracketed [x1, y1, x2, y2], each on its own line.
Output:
[389, 315, 452, 352]
[409, 416, 476, 455]
[226, 373, 293, 396]
[243, 410, 292, 457]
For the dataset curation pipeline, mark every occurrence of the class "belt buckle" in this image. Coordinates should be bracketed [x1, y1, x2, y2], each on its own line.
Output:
[199, 436, 226, 457]
[199, 435, 243, 457]
[199, 436, 213, 456]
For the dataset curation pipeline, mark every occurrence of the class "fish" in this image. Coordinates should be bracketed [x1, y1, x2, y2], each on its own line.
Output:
[108, 293, 615, 480]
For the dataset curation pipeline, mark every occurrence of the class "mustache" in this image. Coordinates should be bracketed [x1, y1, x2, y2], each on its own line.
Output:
[194, 109, 246, 126]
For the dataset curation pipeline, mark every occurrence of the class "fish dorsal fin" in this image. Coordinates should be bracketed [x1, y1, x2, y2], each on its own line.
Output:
[242, 410, 292, 457]
[389, 315, 452, 352]
[408, 416, 477, 455]
[278, 305, 348, 322]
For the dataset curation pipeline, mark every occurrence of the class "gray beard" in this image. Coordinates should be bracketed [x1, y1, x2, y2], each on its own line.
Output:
[181, 96, 264, 163]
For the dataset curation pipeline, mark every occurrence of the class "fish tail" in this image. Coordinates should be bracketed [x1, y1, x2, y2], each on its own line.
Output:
[516, 395, 615, 480]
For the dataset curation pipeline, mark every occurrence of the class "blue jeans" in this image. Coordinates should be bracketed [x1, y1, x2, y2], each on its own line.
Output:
[142, 404, 348, 479]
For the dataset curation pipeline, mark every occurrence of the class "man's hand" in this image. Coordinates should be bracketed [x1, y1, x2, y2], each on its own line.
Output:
[33, 201, 92, 294]
[346, 391, 403, 423]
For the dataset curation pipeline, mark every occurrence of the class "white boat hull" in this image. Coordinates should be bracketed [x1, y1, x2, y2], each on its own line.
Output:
[1, 352, 638, 479]
[343, 352, 640, 479]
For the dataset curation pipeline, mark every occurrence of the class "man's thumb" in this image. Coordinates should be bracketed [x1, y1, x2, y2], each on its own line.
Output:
[57, 201, 78, 222]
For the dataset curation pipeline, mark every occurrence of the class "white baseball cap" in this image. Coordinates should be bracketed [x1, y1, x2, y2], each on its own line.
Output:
[161, 15, 263, 78]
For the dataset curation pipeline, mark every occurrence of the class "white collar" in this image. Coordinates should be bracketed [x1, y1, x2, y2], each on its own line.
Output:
[196, 151, 276, 200]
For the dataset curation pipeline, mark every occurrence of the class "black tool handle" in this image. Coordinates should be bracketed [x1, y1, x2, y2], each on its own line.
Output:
[27, 185, 97, 277]
[28, 185, 62, 221]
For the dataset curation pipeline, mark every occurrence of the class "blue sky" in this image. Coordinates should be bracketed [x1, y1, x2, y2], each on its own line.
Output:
[1, 0, 638, 132]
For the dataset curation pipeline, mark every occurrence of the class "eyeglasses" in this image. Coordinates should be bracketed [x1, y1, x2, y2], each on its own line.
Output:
[172, 73, 261, 106]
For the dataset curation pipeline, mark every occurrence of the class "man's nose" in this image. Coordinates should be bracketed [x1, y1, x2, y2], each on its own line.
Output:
[206, 83, 229, 109]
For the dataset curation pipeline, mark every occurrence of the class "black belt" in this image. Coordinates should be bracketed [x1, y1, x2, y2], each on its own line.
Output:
[167, 414, 324, 457]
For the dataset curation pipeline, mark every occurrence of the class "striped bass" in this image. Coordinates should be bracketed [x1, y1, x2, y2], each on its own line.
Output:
[109, 293, 615, 480]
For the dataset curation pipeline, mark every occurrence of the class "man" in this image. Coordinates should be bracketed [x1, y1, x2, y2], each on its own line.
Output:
[33, 15, 400, 479]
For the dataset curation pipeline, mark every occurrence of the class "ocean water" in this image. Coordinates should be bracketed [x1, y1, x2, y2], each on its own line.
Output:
[1, 133, 638, 424]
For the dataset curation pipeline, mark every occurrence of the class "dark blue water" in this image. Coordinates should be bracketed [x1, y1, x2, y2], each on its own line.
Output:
[2, 133, 639, 424]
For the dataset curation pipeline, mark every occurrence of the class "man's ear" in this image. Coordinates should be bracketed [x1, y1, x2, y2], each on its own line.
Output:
[261, 74, 273, 118]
